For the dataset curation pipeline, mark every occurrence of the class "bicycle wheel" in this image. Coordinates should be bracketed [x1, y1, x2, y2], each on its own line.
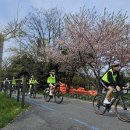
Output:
[115, 97, 130, 122]
[32, 89, 36, 98]
[29, 89, 33, 98]
[44, 88, 49, 94]
[44, 89, 51, 102]
[29, 92, 32, 98]
[54, 91, 63, 104]
[93, 94, 106, 115]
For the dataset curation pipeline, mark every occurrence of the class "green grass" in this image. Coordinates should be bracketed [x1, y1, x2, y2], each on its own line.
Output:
[0, 92, 29, 128]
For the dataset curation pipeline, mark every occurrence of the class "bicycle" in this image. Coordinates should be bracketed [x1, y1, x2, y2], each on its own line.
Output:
[29, 84, 37, 98]
[44, 83, 63, 104]
[93, 80, 130, 122]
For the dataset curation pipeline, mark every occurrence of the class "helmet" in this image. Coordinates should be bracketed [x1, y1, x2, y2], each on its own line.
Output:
[31, 75, 34, 78]
[49, 69, 55, 74]
[111, 60, 120, 67]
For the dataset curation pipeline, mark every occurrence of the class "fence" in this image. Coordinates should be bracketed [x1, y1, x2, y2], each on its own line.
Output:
[0, 76, 27, 109]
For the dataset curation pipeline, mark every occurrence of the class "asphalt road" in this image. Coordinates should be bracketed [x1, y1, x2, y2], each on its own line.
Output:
[2, 94, 130, 130]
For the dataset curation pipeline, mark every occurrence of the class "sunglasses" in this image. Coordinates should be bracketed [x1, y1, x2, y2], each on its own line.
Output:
[113, 65, 119, 67]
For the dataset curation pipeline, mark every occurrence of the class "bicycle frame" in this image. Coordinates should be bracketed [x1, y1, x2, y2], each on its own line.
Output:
[105, 91, 126, 111]
[93, 86, 130, 122]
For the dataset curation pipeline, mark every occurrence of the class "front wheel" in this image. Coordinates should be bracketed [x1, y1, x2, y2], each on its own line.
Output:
[29, 88, 36, 98]
[115, 97, 130, 122]
[93, 94, 106, 115]
[44, 89, 51, 102]
[54, 91, 63, 104]
[32, 88, 36, 98]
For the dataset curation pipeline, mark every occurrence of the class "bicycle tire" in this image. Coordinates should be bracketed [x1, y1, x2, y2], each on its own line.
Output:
[54, 91, 63, 104]
[29, 90, 33, 98]
[93, 94, 106, 115]
[44, 88, 49, 94]
[33, 87, 36, 98]
[29, 93, 32, 98]
[32, 91, 36, 98]
[115, 97, 130, 122]
[44, 90, 51, 102]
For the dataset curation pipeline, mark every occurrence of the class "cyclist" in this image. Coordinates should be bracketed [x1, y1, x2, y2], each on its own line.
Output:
[28, 75, 39, 95]
[3, 78, 10, 92]
[47, 70, 57, 96]
[101, 60, 124, 104]
[12, 76, 16, 94]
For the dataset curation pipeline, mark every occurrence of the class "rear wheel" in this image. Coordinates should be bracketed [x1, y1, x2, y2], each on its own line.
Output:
[115, 97, 130, 122]
[93, 94, 106, 115]
[54, 91, 63, 104]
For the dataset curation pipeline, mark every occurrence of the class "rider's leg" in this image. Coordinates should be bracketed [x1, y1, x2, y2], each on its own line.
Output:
[104, 86, 113, 104]
[49, 84, 53, 96]
[28, 85, 32, 94]
[116, 85, 121, 91]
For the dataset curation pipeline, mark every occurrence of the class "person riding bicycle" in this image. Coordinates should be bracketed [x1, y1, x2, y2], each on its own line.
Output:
[28, 75, 39, 95]
[12, 76, 16, 93]
[3, 78, 10, 92]
[47, 70, 57, 96]
[101, 60, 124, 104]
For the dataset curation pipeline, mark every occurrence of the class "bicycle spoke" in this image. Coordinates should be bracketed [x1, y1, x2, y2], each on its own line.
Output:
[93, 94, 106, 115]
[54, 91, 63, 104]
[44, 90, 51, 102]
[115, 97, 130, 122]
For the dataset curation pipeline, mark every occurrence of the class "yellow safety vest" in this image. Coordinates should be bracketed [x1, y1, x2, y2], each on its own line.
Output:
[29, 79, 38, 84]
[47, 74, 56, 84]
[12, 80, 16, 85]
[102, 68, 117, 83]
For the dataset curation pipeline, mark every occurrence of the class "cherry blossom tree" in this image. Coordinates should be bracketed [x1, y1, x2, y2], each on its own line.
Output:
[44, 7, 130, 92]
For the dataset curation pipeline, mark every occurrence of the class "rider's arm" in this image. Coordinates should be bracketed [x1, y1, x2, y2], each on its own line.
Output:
[116, 72, 126, 87]
[35, 80, 39, 84]
[29, 80, 31, 84]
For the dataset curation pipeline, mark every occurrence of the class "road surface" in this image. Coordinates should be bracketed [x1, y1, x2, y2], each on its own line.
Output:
[2, 95, 130, 130]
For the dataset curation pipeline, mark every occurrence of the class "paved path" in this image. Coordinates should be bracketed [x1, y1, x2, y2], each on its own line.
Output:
[1, 95, 130, 130]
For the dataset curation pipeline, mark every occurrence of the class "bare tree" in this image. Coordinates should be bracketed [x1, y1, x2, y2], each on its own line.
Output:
[12, 7, 64, 62]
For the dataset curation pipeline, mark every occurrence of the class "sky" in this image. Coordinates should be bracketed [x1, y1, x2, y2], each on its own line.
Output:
[1, 0, 130, 59]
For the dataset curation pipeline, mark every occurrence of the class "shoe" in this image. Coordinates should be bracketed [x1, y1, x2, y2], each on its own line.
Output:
[111, 98, 114, 102]
[109, 110, 113, 113]
[49, 92, 53, 96]
[103, 98, 110, 104]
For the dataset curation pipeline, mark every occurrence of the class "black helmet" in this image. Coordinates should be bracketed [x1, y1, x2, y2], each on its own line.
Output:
[49, 69, 55, 74]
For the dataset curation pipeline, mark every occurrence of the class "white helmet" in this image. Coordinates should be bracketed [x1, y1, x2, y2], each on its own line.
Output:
[111, 60, 120, 67]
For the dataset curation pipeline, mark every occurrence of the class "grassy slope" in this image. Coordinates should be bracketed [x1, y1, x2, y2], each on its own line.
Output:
[0, 92, 29, 128]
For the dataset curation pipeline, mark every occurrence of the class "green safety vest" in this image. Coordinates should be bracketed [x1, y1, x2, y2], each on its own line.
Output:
[12, 80, 16, 85]
[29, 79, 38, 84]
[47, 74, 56, 84]
[102, 68, 117, 83]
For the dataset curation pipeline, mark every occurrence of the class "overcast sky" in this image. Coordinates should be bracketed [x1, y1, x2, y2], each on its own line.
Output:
[1, 0, 130, 58]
